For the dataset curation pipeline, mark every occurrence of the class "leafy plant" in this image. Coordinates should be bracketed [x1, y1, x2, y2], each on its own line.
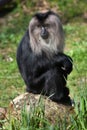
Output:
[69, 96, 87, 130]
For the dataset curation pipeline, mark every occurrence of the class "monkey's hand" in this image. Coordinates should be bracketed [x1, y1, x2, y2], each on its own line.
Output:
[53, 53, 73, 75]
[61, 56, 73, 74]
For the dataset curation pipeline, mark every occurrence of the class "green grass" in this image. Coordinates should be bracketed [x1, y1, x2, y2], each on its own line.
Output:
[0, 11, 32, 106]
[63, 22, 87, 99]
[48, 0, 87, 22]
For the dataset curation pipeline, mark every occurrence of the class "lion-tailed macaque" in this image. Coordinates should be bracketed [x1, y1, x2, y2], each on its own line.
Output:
[16, 11, 73, 105]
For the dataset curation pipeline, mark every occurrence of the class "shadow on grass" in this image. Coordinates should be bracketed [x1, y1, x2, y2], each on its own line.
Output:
[0, 2, 17, 17]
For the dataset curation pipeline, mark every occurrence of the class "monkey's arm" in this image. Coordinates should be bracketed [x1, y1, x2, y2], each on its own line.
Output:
[33, 52, 73, 77]
[16, 30, 50, 86]
[52, 53, 73, 74]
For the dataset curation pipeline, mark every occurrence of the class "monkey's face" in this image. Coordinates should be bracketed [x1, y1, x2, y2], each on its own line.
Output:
[29, 11, 64, 56]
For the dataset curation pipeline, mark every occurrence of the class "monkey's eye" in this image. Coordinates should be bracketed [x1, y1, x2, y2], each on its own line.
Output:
[36, 24, 41, 28]
[45, 24, 50, 28]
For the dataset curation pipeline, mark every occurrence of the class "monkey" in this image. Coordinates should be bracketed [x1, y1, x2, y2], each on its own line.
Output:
[16, 10, 73, 105]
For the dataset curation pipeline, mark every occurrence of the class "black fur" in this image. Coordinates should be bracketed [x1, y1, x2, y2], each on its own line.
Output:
[16, 30, 73, 105]
[33, 11, 58, 22]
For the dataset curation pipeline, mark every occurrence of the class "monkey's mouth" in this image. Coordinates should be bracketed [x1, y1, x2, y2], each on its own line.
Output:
[41, 33, 49, 39]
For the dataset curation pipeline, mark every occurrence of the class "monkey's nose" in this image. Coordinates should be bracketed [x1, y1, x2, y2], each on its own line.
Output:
[41, 27, 49, 39]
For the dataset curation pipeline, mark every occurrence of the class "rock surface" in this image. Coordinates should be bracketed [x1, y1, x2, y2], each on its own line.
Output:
[0, 107, 7, 120]
[8, 93, 74, 124]
[0, 107, 7, 127]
